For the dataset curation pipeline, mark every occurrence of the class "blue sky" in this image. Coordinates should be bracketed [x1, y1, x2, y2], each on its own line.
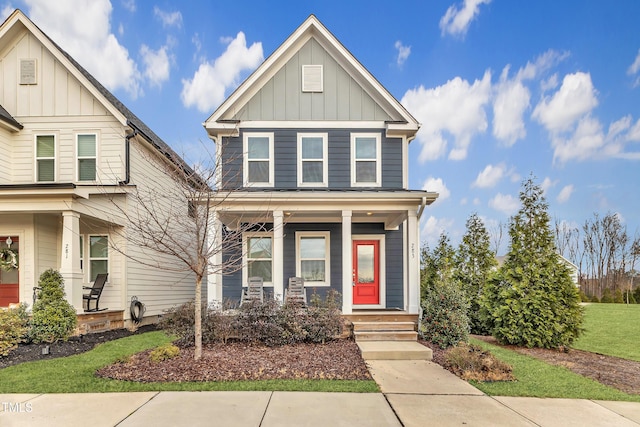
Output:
[3, 0, 639, 251]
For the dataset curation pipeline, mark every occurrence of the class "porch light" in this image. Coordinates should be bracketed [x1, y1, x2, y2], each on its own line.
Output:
[5, 236, 12, 247]
[366, 212, 373, 216]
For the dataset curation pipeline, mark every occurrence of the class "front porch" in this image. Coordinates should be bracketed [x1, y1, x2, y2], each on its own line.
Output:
[75, 310, 125, 335]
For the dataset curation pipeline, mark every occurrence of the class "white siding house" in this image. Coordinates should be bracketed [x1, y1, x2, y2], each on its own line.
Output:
[0, 10, 197, 324]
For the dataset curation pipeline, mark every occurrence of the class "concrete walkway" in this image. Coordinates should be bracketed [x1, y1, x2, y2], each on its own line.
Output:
[2, 344, 640, 426]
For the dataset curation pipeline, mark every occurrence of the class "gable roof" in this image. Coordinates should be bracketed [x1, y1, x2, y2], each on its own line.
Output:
[0, 10, 192, 175]
[0, 103, 22, 131]
[204, 15, 420, 139]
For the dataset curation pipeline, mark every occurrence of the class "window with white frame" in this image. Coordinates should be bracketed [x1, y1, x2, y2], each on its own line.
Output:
[35, 135, 55, 182]
[77, 134, 97, 181]
[297, 133, 327, 186]
[245, 233, 273, 285]
[89, 235, 108, 282]
[243, 133, 274, 186]
[296, 231, 330, 286]
[351, 133, 381, 186]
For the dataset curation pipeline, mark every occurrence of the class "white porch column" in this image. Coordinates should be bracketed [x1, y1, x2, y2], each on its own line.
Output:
[341, 210, 352, 314]
[207, 212, 223, 305]
[407, 209, 420, 314]
[60, 211, 83, 310]
[273, 210, 284, 301]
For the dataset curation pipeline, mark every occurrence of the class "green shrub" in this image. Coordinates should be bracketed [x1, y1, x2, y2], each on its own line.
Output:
[299, 289, 343, 343]
[149, 343, 180, 363]
[0, 303, 29, 356]
[420, 278, 470, 349]
[30, 269, 77, 344]
[613, 289, 624, 303]
[578, 290, 590, 302]
[590, 294, 600, 303]
[624, 290, 637, 304]
[634, 287, 640, 304]
[601, 288, 613, 303]
[159, 300, 216, 347]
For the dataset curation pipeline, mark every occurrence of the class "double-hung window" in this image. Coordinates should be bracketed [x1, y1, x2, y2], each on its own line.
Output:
[297, 133, 328, 187]
[245, 233, 273, 285]
[35, 135, 55, 182]
[351, 133, 381, 187]
[243, 133, 274, 187]
[89, 235, 108, 282]
[296, 231, 330, 286]
[77, 134, 97, 181]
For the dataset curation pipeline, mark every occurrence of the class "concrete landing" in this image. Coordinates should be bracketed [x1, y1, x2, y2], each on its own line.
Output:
[357, 341, 432, 360]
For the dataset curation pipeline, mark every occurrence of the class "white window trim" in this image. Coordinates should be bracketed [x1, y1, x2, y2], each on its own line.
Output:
[350, 132, 381, 187]
[34, 134, 56, 182]
[297, 132, 328, 187]
[76, 132, 98, 182]
[243, 132, 274, 187]
[243, 232, 274, 287]
[295, 231, 331, 287]
[88, 234, 109, 282]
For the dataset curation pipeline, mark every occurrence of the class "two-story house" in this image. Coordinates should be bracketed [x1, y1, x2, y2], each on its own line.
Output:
[0, 10, 196, 326]
[205, 16, 437, 317]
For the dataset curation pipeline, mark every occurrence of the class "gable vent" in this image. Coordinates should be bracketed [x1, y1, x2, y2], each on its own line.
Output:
[302, 65, 323, 92]
[20, 59, 37, 85]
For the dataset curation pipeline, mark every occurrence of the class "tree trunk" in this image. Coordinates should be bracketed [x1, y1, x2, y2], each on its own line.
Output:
[194, 275, 202, 360]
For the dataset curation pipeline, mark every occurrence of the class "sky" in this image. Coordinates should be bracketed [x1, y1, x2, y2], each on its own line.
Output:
[2, 0, 639, 252]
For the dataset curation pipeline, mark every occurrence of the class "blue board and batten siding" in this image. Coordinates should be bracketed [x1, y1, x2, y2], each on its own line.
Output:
[222, 223, 404, 309]
[220, 128, 404, 190]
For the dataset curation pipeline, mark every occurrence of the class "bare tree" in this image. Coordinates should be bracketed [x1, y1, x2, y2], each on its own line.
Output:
[99, 138, 262, 360]
[489, 220, 506, 255]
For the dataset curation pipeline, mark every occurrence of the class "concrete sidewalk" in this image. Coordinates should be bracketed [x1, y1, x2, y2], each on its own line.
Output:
[2, 345, 640, 426]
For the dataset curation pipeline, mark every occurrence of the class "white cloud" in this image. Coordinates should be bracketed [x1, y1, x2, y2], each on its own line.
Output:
[473, 197, 481, 205]
[140, 43, 172, 87]
[421, 216, 455, 246]
[24, 0, 142, 98]
[1, 4, 14, 21]
[540, 177, 557, 194]
[493, 68, 530, 145]
[532, 72, 598, 133]
[628, 49, 640, 75]
[488, 193, 519, 215]
[540, 73, 559, 92]
[557, 185, 574, 203]
[394, 41, 411, 67]
[181, 32, 263, 113]
[439, 0, 491, 38]
[422, 177, 450, 205]
[472, 163, 505, 188]
[401, 71, 491, 162]
[551, 115, 605, 162]
[628, 118, 640, 141]
[153, 6, 182, 29]
[121, 0, 136, 12]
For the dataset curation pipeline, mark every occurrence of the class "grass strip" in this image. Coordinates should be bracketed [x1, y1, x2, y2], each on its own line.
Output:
[574, 303, 640, 362]
[0, 332, 377, 393]
[469, 338, 640, 402]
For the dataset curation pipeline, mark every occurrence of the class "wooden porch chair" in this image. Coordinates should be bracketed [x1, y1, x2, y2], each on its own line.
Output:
[241, 276, 264, 304]
[285, 276, 307, 305]
[82, 273, 108, 312]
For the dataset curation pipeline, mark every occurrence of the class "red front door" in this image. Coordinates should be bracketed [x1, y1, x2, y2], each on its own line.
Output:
[0, 236, 19, 307]
[352, 240, 379, 305]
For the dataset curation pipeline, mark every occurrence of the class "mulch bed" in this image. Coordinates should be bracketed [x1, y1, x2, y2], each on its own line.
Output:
[96, 340, 372, 382]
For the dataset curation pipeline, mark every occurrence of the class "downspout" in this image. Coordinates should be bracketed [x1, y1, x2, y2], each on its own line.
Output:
[118, 129, 136, 185]
[417, 196, 427, 220]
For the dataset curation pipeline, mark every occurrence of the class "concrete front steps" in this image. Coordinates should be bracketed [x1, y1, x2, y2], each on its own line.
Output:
[345, 311, 432, 360]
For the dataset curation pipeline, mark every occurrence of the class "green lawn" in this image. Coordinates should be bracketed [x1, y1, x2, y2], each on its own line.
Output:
[470, 338, 640, 402]
[573, 303, 640, 362]
[0, 331, 378, 393]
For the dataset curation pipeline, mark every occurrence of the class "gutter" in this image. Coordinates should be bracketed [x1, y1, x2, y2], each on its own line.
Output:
[118, 129, 136, 185]
[417, 196, 427, 220]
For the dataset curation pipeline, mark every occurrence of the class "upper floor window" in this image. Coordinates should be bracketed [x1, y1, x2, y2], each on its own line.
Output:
[351, 133, 381, 187]
[243, 133, 274, 187]
[244, 232, 273, 286]
[297, 133, 328, 187]
[35, 135, 55, 182]
[77, 134, 97, 181]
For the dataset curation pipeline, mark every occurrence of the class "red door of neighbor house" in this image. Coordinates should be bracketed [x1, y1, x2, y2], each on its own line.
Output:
[0, 236, 19, 307]
[352, 240, 379, 305]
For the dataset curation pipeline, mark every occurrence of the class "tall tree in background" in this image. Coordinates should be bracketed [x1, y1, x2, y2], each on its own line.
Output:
[456, 213, 497, 334]
[481, 176, 583, 348]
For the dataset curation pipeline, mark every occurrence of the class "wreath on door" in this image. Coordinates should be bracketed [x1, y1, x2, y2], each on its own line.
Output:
[0, 248, 18, 271]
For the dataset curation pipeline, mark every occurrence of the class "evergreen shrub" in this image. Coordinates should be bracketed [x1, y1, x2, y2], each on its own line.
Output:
[30, 269, 77, 343]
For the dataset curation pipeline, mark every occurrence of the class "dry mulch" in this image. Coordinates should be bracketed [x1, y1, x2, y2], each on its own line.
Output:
[97, 340, 372, 382]
[472, 335, 640, 395]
